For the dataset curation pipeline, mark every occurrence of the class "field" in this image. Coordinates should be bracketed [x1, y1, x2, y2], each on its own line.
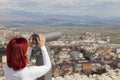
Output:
[17, 26, 120, 44]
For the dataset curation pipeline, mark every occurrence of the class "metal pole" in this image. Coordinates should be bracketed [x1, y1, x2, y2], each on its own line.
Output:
[36, 50, 52, 80]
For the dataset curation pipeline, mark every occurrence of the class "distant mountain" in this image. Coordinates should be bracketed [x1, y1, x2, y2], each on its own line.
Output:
[0, 9, 120, 27]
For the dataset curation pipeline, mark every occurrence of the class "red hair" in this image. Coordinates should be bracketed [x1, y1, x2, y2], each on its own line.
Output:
[6, 37, 28, 71]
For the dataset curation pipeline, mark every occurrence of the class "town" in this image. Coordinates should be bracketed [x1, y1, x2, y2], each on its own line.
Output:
[0, 26, 120, 80]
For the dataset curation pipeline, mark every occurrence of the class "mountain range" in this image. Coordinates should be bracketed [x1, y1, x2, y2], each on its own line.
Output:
[0, 9, 120, 27]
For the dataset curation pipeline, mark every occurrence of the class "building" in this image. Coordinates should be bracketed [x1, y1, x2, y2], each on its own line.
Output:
[82, 63, 92, 74]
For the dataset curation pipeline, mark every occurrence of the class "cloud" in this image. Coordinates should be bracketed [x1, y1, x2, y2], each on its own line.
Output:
[54, 0, 81, 6]
[0, 0, 9, 3]
[52, 0, 120, 6]
[112, 0, 120, 3]
[0, 0, 120, 10]
[0, 0, 120, 17]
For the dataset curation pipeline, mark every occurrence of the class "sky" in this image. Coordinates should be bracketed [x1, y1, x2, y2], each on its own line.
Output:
[0, 0, 120, 18]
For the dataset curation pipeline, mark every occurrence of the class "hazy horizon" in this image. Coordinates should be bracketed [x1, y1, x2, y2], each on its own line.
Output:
[0, 0, 120, 27]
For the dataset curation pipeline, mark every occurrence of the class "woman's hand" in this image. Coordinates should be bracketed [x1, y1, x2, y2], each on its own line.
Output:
[37, 34, 46, 47]
[29, 34, 45, 47]
[29, 35, 33, 47]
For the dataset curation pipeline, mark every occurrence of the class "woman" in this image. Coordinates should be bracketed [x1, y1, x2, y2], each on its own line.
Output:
[4, 35, 51, 80]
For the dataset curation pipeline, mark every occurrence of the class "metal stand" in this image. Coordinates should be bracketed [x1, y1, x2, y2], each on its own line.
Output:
[35, 49, 52, 80]
[30, 31, 61, 80]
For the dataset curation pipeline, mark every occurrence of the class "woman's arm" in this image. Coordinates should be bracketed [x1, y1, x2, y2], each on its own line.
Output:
[28, 46, 51, 79]
[27, 34, 51, 79]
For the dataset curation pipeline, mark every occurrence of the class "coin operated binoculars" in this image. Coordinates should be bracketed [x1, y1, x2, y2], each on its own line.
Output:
[30, 31, 61, 80]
